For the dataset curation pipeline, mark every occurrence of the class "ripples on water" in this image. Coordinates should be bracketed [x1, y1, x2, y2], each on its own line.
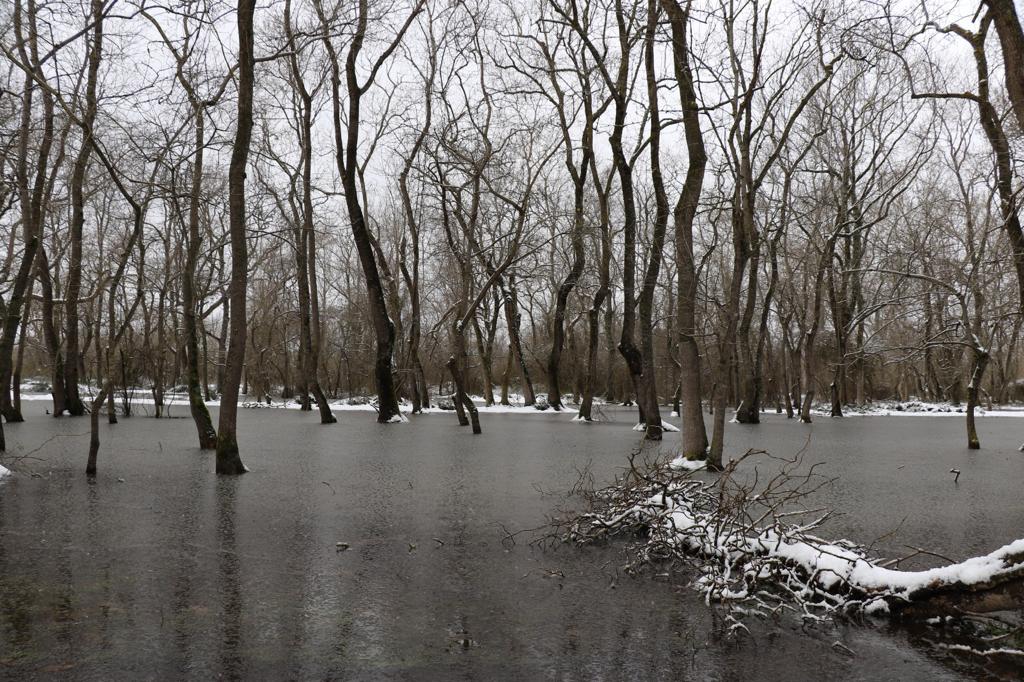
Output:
[1, 402, 1022, 680]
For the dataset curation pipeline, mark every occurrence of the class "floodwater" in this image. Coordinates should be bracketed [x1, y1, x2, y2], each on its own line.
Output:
[1, 400, 1023, 680]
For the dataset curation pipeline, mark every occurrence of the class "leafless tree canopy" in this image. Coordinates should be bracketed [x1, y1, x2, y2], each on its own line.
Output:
[1, 0, 1023, 471]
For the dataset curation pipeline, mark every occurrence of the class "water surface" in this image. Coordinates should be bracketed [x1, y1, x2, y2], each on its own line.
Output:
[2, 402, 1022, 680]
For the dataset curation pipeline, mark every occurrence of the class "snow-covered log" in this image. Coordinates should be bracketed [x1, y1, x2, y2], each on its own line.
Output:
[563, 450, 1024, 621]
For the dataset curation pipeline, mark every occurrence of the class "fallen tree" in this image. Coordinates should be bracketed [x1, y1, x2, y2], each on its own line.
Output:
[562, 450, 1024, 630]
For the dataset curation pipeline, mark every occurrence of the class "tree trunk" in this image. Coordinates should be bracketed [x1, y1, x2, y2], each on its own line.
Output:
[471, 315, 495, 407]
[2, 1, 57, 423]
[547, 157, 589, 411]
[283, 6, 336, 425]
[635, 0, 671, 440]
[215, 0, 255, 475]
[36, 245, 68, 416]
[183, 108, 218, 448]
[664, 0, 707, 458]
[966, 349, 989, 450]
[984, 0, 1024, 130]
[501, 278, 535, 405]
[86, 382, 109, 476]
[315, 0, 407, 424]
[63, 0, 103, 418]
[732, 191, 759, 423]
[969, 21, 1024, 313]
[12, 284, 32, 419]
[799, 332, 816, 423]
[604, 295, 616, 402]
[448, 329, 480, 434]
[781, 319, 795, 419]
[500, 345, 512, 406]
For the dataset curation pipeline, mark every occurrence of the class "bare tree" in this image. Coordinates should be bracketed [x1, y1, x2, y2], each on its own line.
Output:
[983, 0, 1024, 129]
[313, 0, 425, 423]
[215, 0, 257, 475]
[141, 0, 232, 448]
[662, 0, 708, 461]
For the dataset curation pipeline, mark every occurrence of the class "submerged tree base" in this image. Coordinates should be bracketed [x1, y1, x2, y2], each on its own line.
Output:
[215, 436, 248, 475]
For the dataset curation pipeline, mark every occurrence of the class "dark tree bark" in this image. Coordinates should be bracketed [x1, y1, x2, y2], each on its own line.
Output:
[728, 10, 836, 425]
[663, 0, 708, 459]
[63, 0, 104, 418]
[284, 0, 336, 425]
[396, 21, 437, 414]
[35, 245, 68, 415]
[471, 307, 498, 407]
[183, 109, 219, 446]
[535, 27, 596, 412]
[966, 350, 989, 450]
[215, 0, 256, 475]
[11, 285, 32, 421]
[141, 4, 229, 445]
[634, 0, 670, 440]
[436, 168, 483, 433]
[915, 16, 1024, 312]
[607, 10, 646, 429]
[972, 19, 1024, 313]
[799, 231, 840, 423]
[578, 159, 613, 421]
[83, 154, 152, 475]
[984, 0, 1024, 130]
[1, 0, 53, 424]
[500, 275, 536, 405]
[314, 0, 422, 424]
[552, 0, 646, 422]
[604, 292, 616, 402]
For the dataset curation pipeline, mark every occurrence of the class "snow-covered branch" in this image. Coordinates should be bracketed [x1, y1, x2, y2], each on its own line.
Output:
[563, 451, 1024, 625]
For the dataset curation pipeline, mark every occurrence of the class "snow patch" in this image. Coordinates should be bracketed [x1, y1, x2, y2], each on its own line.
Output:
[937, 643, 1024, 657]
[669, 456, 706, 471]
[813, 399, 1024, 419]
[633, 420, 680, 432]
[386, 413, 408, 423]
[0, 464, 10, 480]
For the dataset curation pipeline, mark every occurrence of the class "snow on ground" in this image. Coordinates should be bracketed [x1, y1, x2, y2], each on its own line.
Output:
[28, 384, 1024, 421]
[811, 399, 1024, 418]
[427, 401, 558, 415]
[633, 420, 680, 432]
[0, 464, 10, 480]
[669, 456, 706, 471]
[16, 390, 610, 417]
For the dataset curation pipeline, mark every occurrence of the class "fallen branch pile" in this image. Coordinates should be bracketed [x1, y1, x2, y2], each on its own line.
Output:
[562, 450, 1024, 628]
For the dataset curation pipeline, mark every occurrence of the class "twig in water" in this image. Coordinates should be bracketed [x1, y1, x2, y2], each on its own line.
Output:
[832, 641, 856, 657]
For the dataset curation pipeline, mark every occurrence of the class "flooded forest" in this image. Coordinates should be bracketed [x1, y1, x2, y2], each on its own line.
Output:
[3, 0, 1024, 679]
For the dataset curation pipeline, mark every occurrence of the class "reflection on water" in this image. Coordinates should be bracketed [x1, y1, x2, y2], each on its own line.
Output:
[217, 478, 242, 681]
[1, 402, 1021, 679]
